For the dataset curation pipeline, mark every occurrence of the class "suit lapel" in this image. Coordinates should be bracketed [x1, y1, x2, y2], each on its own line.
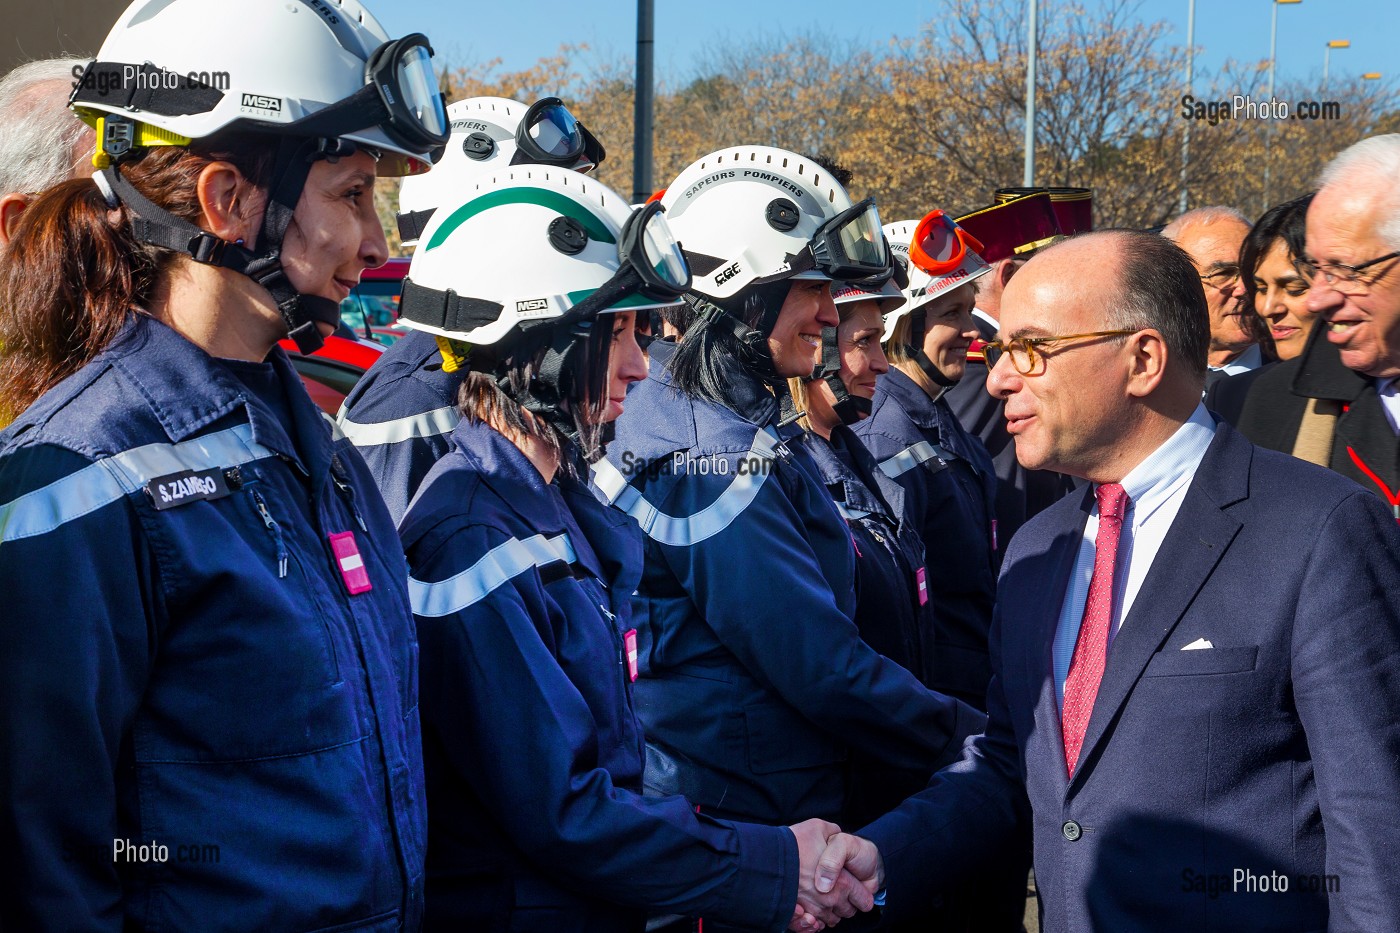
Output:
[1067, 425, 1250, 791]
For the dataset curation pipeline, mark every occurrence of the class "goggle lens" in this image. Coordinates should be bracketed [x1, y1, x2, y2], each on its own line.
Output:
[528, 104, 584, 158]
[837, 202, 888, 269]
[640, 209, 690, 290]
[391, 41, 448, 139]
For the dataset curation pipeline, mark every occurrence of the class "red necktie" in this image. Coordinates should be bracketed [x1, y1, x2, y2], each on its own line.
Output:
[1062, 482, 1129, 777]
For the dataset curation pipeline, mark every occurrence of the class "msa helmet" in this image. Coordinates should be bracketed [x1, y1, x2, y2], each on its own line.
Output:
[396, 96, 606, 245]
[809, 279, 906, 424]
[398, 169, 688, 434]
[69, 0, 449, 353]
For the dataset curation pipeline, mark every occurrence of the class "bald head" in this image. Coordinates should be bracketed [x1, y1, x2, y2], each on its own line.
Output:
[991, 230, 1210, 482]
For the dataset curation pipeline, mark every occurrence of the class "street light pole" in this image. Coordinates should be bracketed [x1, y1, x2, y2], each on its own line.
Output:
[1180, 0, 1195, 215]
[1263, 0, 1302, 214]
[1023, 0, 1038, 186]
[632, 0, 655, 205]
[1323, 40, 1350, 94]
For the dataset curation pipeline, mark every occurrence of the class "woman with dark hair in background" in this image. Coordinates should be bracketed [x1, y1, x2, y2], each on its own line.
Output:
[1207, 193, 1316, 425]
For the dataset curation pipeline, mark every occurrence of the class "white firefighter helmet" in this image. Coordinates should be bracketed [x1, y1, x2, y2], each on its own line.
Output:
[659, 146, 890, 301]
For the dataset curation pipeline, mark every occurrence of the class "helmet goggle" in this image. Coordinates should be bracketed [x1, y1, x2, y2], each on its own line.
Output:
[807, 197, 891, 283]
[556, 200, 691, 326]
[513, 97, 606, 171]
[284, 32, 448, 169]
[910, 210, 986, 276]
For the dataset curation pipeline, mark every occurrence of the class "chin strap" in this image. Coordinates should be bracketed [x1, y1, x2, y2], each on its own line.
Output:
[96, 134, 345, 354]
[903, 307, 959, 390]
[809, 324, 870, 426]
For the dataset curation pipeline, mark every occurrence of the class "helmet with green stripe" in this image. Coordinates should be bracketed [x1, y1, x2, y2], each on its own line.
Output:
[399, 168, 689, 351]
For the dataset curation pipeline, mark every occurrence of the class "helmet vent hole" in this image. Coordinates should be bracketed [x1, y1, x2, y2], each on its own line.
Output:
[462, 132, 495, 160]
[548, 216, 589, 255]
[766, 198, 800, 232]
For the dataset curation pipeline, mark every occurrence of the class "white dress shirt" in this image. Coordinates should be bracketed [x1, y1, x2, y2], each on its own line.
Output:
[1378, 378, 1400, 436]
[1052, 403, 1217, 706]
[1208, 343, 1263, 378]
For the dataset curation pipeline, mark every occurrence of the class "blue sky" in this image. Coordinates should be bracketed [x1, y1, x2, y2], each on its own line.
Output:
[379, 0, 1399, 96]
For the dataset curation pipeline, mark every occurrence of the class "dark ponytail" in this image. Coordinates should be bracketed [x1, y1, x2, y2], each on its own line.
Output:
[0, 139, 274, 424]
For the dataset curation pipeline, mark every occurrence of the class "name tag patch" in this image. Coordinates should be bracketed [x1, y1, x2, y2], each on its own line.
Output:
[145, 469, 231, 510]
[624, 628, 639, 683]
[329, 531, 373, 595]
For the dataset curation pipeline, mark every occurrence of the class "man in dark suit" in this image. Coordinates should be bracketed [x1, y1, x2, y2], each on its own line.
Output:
[813, 229, 1400, 931]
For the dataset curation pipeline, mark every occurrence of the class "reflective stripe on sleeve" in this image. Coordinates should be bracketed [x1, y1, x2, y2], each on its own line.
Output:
[590, 427, 782, 547]
[337, 406, 460, 447]
[877, 440, 956, 479]
[0, 424, 276, 543]
[409, 532, 579, 617]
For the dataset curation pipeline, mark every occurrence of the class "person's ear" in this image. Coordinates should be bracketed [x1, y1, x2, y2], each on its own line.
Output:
[1125, 328, 1169, 398]
[998, 258, 1024, 289]
[0, 192, 32, 247]
[194, 162, 259, 245]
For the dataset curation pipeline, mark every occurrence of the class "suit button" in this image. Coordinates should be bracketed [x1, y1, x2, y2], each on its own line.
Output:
[1062, 820, 1082, 841]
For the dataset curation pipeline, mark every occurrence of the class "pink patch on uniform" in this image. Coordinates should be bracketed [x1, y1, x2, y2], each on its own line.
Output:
[991, 519, 999, 552]
[916, 566, 929, 606]
[329, 531, 372, 595]
[624, 628, 639, 683]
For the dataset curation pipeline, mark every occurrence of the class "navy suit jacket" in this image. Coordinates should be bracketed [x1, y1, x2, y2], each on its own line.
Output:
[863, 421, 1400, 932]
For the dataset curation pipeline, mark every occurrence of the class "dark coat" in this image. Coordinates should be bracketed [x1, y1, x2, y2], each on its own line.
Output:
[863, 421, 1400, 931]
[1235, 323, 1400, 512]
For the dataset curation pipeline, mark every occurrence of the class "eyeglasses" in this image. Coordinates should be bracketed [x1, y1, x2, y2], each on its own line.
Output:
[983, 329, 1138, 375]
[1198, 264, 1240, 289]
[1297, 250, 1400, 295]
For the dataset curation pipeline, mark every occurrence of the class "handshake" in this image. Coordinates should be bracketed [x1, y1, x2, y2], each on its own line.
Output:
[786, 820, 886, 931]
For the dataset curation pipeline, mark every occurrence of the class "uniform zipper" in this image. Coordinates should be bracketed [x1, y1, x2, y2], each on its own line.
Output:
[250, 489, 288, 578]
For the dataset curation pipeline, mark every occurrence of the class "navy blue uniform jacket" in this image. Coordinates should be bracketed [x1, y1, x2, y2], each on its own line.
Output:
[402, 417, 797, 932]
[862, 422, 1400, 932]
[592, 343, 984, 825]
[800, 426, 944, 828]
[339, 329, 463, 524]
[855, 368, 999, 709]
[0, 314, 425, 932]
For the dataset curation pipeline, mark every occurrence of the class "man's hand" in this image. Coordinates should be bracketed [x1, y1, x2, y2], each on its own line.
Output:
[815, 833, 884, 901]
[788, 819, 877, 930]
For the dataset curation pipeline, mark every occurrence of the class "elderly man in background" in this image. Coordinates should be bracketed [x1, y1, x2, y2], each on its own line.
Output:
[0, 58, 94, 247]
[1162, 206, 1256, 385]
[1236, 134, 1400, 513]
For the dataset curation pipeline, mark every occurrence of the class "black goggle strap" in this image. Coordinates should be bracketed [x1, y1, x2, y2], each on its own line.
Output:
[396, 207, 436, 243]
[70, 61, 224, 118]
[282, 84, 391, 144]
[398, 278, 505, 335]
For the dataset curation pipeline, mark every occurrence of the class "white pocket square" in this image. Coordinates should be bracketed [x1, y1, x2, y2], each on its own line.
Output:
[1181, 638, 1214, 650]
